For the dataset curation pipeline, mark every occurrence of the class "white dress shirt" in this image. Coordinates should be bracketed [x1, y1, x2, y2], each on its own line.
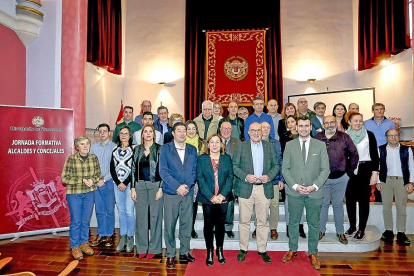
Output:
[292, 137, 319, 191]
[174, 140, 186, 164]
[384, 144, 414, 183]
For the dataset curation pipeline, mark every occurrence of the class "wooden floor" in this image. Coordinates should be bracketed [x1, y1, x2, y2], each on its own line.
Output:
[0, 229, 413, 276]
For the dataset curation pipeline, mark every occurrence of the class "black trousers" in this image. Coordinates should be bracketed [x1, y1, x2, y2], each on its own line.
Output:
[202, 203, 228, 249]
[345, 162, 373, 232]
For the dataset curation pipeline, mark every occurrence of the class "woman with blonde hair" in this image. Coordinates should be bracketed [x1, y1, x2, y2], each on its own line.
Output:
[131, 125, 163, 259]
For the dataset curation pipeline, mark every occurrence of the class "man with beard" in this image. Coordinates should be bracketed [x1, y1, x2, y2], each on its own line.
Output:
[314, 115, 359, 245]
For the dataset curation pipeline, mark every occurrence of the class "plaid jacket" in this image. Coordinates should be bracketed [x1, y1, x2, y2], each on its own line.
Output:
[232, 140, 280, 199]
[61, 152, 101, 195]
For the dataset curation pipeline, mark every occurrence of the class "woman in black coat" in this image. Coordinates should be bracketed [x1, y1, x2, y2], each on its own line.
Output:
[196, 133, 234, 267]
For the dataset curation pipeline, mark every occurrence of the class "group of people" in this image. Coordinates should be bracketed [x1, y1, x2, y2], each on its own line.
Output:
[61, 97, 414, 271]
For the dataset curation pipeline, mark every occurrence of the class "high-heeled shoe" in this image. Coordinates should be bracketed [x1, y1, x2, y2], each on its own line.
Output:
[216, 247, 226, 264]
[206, 248, 214, 266]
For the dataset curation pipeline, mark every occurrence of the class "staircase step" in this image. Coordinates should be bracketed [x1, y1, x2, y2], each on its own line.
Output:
[184, 225, 381, 253]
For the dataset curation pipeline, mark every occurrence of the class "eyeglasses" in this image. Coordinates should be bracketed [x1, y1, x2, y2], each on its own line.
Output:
[119, 132, 129, 136]
[298, 101, 308, 104]
[221, 127, 232, 131]
[98, 130, 108, 134]
[203, 108, 212, 111]
[387, 134, 399, 138]
[249, 129, 262, 133]
[323, 121, 336, 125]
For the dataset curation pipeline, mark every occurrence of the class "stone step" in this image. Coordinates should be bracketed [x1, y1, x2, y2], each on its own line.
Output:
[182, 225, 382, 253]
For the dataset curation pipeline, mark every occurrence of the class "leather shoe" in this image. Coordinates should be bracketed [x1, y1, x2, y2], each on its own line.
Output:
[252, 229, 257, 239]
[308, 254, 321, 270]
[381, 230, 394, 242]
[397, 232, 411, 246]
[270, 229, 278, 240]
[206, 248, 214, 266]
[282, 250, 297, 263]
[166, 257, 175, 268]
[104, 236, 113, 247]
[337, 233, 348, 245]
[226, 231, 235, 238]
[191, 230, 198, 239]
[179, 253, 195, 262]
[258, 252, 272, 264]
[318, 231, 325, 241]
[237, 250, 247, 262]
[90, 235, 104, 247]
[216, 247, 226, 264]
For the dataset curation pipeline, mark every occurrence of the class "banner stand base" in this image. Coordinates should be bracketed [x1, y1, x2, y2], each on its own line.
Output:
[1, 227, 69, 241]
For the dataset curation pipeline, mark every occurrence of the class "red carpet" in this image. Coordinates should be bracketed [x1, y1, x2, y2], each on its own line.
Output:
[185, 249, 320, 276]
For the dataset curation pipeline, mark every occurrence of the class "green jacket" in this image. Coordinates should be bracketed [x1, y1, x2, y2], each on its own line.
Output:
[282, 137, 330, 198]
[112, 121, 141, 143]
[232, 140, 279, 199]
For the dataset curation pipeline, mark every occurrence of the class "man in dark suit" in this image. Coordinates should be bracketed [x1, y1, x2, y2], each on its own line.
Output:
[233, 122, 280, 264]
[159, 122, 198, 268]
[220, 121, 241, 238]
[282, 116, 330, 270]
[311, 102, 325, 137]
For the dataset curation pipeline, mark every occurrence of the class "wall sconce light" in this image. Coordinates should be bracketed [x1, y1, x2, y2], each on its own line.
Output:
[307, 78, 316, 83]
[380, 60, 390, 66]
[158, 82, 167, 86]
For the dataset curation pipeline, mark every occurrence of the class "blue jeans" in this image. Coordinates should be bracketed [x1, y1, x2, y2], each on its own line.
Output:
[94, 180, 115, 236]
[114, 183, 135, 236]
[67, 191, 94, 248]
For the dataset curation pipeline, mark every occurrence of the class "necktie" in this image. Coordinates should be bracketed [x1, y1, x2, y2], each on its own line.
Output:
[302, 140, 307, 164]
[226, 140, 230, 154]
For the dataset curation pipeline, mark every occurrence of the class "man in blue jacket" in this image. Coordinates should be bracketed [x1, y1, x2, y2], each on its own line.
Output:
[160, 122, 198, 268]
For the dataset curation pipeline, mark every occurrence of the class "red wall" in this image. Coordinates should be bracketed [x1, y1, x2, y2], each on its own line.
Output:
[0, 24, 26, 105]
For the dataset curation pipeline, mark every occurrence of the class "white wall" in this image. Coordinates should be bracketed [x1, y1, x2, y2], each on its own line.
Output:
[281, 0, 356, 101]
[26, 0, 62, 108]
[123, 0, 186, 117]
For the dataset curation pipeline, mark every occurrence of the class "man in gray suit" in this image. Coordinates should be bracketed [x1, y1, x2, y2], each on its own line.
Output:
[233, 122, 279, 264]
[220, 121, 241, 238]
[281, 116, 330, 270]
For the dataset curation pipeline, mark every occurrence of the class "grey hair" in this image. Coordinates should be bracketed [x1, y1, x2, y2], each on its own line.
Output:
[74, 136, 91, 148]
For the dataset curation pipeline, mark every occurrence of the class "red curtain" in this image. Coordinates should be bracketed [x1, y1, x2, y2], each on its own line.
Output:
[87, 0, 122, 75]
[358, 0, 410, 71]
[185, 0, 283, 120]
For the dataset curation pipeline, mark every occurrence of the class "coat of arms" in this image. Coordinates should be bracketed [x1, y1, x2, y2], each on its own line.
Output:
[224, 56, 248, 81]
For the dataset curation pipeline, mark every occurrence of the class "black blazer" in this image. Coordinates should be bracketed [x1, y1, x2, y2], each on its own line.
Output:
[196, 153, 234, 204]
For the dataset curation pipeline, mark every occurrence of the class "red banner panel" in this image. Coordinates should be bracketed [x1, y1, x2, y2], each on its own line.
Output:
[0, 106, 73, 236]
[205, 30, 267, 106]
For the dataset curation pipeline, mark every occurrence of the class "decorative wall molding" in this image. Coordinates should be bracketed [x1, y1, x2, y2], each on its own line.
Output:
[0, 0, 43, 47]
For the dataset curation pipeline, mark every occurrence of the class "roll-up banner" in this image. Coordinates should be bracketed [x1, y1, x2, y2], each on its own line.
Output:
[0, 105, 73, 239]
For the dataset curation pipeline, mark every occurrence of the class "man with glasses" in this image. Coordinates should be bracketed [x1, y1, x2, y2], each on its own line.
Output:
[237, 107, 249, 121]
[314, 115, 359, 245]
[376, 129, 414, 246]
[194, 100, 219, 140]
[233, 122, 279, 264]
[154, 106, 171, 145]
[132, 111, 162, 145]
[219, 121, 241, 238]
[218, 101, 245, 141]
[311, 102, 326, 137]
[282, 116, 329, 270]
[113, 106, 141, 142]
[160, 122, 198, 268]
[244, 97, 275, 140]
[90, 123, 117, 247]
[134, 100, 158, 126]
[297, 97, 316, 118]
